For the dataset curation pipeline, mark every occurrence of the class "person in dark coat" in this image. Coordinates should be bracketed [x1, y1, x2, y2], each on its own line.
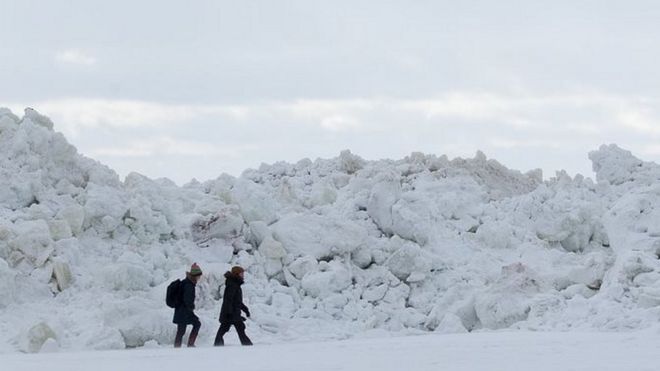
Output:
[214, 266, 253, 346]
[173, 263, 203, 348]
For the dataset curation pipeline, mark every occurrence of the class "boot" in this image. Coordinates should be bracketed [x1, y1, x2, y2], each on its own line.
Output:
[213, 332, 224, 346]
[214, 323, 230, 346]
[238, 333, 253, 346]
[174, 325, 186, 348]
[188, 319, 201, 347]
[237, 325, 253, 346]
[187, 333, 198, 348]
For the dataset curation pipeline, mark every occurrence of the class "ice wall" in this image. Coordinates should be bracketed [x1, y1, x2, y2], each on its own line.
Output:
[1, 108, 660, 353]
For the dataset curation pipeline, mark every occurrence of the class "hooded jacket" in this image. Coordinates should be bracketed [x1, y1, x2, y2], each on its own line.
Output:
[219, 271, 249, 323]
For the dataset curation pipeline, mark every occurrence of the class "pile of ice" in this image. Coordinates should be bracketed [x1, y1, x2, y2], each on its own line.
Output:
[2, 107, 660, 353]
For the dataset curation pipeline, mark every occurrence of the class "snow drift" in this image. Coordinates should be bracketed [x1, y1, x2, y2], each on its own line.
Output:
[1, 107, 660, 353]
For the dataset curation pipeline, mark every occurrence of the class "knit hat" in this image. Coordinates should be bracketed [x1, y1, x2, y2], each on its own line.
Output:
[189, 263, 203, 276]
[231, 266, 244, 276]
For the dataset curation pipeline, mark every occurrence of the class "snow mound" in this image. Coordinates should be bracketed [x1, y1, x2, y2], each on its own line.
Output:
[2, 108, 660, 353]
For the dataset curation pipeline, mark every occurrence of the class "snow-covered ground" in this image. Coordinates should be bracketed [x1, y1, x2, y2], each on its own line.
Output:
[2, 107, 660, 356]
[4, 331, 660, 371]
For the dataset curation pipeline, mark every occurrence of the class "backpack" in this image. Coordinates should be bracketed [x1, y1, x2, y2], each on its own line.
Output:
[166, 279, 182, 308]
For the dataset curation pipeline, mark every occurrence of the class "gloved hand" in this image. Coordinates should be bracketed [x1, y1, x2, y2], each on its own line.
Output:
[244, 308, 251, 318]
[240, 316, 247, 322]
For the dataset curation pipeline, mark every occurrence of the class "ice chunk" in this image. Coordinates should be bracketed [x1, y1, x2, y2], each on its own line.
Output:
[272, 213, 367, 260]
[589, 144, 645, 185]
[367, 172, 401, 234]
[56, 204, 85, 236]
[22, 108, 54, 130]
[52, 259, 73, 291]
[301, 261, 351, 298]
[231, 179, 278, 224]
[474, 263, 542, 329]
[191, 205, 244, 242]
[8, 220, 54, 267]
[384, 239, 431, 281]
[338, 149, 365, 174]
[259, 235, 287, 259]
[307, 180, 338, 208]
[48, 220, 72, 241]
[0, 258, 16, 308]
[19, 322, 57, 353]
[287, 256, 318, 280]
[248, 221, 271, 246]
[103, 300, 171, 348]
[101, 262, 152, 291]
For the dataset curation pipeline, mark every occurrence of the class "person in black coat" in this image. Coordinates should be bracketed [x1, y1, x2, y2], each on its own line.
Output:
[173, 263, 203, 347]
[214, 266, 253, 346]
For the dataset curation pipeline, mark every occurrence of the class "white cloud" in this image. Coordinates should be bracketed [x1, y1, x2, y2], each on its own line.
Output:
[90, 137, 256, 158]
[55, 49, 97, 66]
[642, 145, 660, 155]
[489, 138, 562, 149]
[12, 99, 248, 139]
[320, 115, 362, 132]
[15, 93, 654, 137]
[616, 106, 660, 136]
[395, 93, 629, 125]
[399, 93, 516, 121]
[285, 99, 376, 115]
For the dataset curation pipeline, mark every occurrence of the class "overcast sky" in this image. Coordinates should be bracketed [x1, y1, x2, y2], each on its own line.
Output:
[2, 1, 660, 184]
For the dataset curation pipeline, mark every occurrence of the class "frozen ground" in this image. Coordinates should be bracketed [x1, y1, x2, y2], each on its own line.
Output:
[3, 107, 660, 355]
[4, 331, 659, 371]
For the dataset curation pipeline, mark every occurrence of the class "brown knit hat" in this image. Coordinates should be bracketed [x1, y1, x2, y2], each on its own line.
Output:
[231, 266, 244, 276]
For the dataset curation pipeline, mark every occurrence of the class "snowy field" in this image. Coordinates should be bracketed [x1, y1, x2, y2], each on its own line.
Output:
[4, 331, 659, 371]
[3, 107, 660, 362]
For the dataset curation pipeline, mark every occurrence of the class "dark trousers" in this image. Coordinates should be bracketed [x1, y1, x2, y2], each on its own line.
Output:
[214, 320, 252, 346]
[174, 319, 201, 348]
